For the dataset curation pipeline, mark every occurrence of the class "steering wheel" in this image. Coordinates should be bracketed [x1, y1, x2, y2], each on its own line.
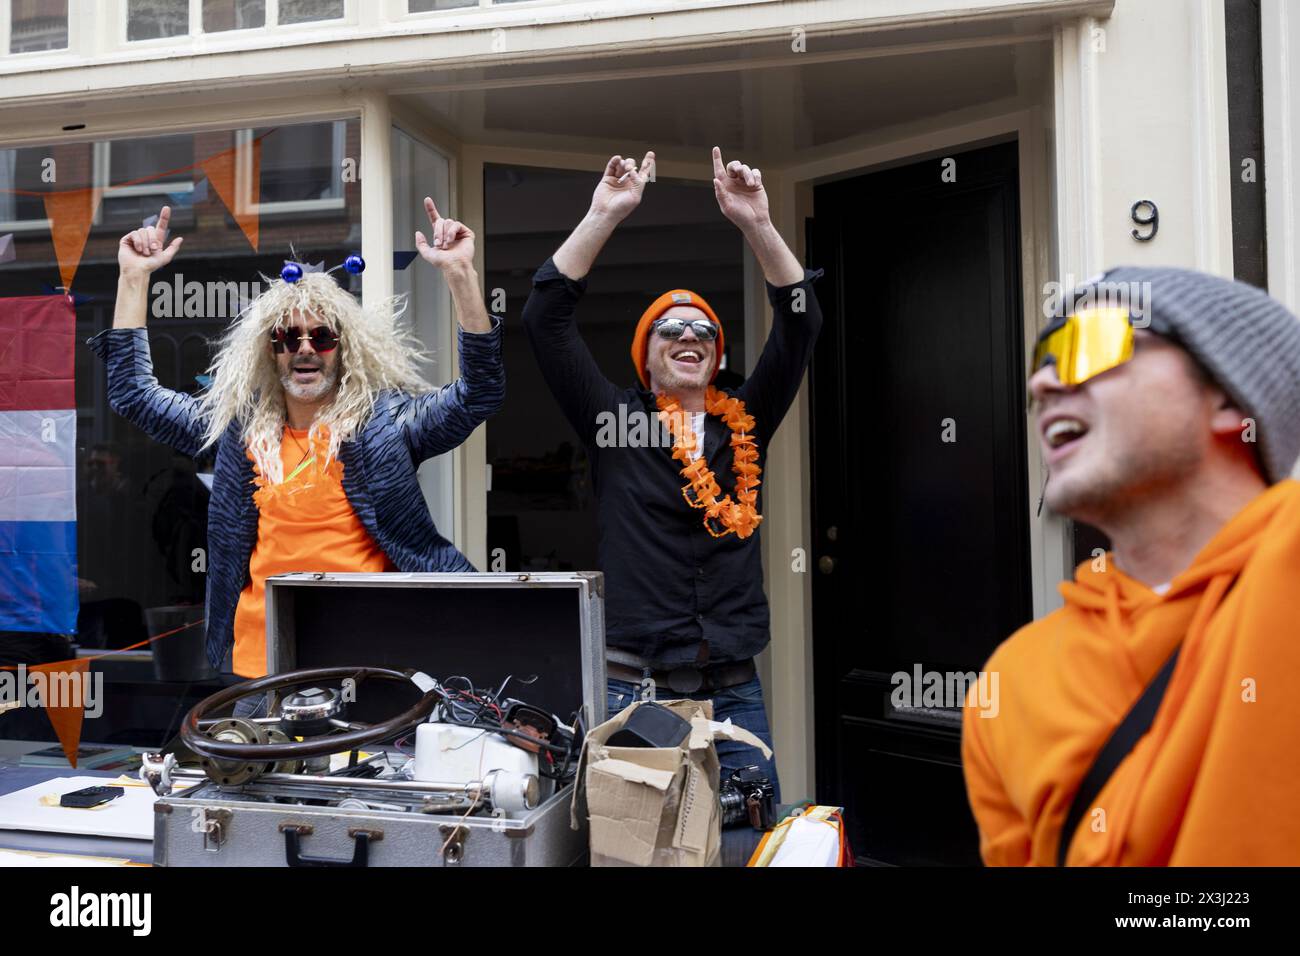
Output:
[180, 666, 438, 763]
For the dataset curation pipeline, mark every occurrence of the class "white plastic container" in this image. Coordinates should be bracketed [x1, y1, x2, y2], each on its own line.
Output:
[413, 723, 540, 814]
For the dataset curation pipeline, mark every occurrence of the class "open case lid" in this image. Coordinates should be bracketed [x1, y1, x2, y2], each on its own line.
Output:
[263, 571, 607, 733]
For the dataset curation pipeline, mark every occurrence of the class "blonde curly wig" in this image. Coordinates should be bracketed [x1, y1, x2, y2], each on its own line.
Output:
[198, 271, 433, 483]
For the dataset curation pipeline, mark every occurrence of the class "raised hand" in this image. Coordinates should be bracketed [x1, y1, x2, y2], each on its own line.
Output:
[711, 147, 769, 233]
[415, 197, 476, 272]
[118, 205, 183, 278]
[589, 151, 655, 223]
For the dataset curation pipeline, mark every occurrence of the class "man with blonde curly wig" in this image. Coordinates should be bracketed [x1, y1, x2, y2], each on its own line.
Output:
[88, 204, 504, 685]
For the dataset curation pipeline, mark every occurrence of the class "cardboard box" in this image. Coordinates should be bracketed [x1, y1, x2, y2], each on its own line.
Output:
[571, 698, 772, 867]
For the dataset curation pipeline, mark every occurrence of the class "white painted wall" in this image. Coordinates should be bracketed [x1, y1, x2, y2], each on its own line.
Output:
[1261, 0, 1298, 316]
[1055, 0, 1234, 281]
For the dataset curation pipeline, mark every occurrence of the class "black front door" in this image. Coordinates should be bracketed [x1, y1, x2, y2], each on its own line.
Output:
[808, 140, 1033, 865]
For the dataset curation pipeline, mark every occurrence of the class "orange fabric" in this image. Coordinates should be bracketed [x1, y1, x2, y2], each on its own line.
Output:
[29, 659, 92, 768]
[630, 289, 725, 388]
[232, 426, 393, 677]
[656, 387, 762, 539]
[963, 479, 1300, 865]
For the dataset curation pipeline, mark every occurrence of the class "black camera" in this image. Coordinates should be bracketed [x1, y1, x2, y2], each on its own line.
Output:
[719, 765, 776, 830]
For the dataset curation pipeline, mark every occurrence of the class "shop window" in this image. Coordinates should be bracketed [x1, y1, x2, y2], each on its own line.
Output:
[391, 126, 454, 533]
[0, 119, 363, 753]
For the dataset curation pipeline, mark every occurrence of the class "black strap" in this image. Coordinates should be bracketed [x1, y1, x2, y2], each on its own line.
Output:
[1056, 646, 1180, 866]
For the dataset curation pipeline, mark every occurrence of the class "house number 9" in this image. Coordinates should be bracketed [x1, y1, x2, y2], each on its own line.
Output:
[1130, 200, 1158, 241]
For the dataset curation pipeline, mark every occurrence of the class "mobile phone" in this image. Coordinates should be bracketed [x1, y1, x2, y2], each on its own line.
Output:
[59, 785, 125, 809]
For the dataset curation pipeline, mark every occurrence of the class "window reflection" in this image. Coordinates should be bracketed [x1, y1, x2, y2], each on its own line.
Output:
[202, 0, 266, 32]
[0, 146, 50, 223]
[9, 0, 68, 53]
[279, 0, 345, 24]
[127, 0, 190, 41]
[391, 127, 453, 533]
[408, 0, 478, 11]
[0, 120, 362, 756]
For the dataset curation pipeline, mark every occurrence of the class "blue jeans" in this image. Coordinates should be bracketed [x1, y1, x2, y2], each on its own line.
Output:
[231, 692, 269, 719]
[606, 675, 781, 804]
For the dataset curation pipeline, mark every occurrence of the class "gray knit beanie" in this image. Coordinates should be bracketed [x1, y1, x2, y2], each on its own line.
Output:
[1064, 266, 1300, 483]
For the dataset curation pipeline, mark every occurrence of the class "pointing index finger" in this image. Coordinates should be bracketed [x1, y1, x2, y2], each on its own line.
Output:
[425, 196, 442, 227]
[711, 146, 727, 181]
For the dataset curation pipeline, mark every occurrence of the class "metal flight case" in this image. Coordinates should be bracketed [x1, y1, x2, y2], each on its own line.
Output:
[151, 572, 606, 867]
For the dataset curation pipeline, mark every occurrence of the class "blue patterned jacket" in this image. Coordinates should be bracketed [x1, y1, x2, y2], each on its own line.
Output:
[87, 320, 505, 668]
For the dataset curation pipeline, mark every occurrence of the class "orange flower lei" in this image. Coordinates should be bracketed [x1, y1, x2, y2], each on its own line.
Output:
[656, 387, 762, 539]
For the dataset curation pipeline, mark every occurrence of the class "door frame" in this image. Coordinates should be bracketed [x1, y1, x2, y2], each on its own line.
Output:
[768, 102, 1067, 803]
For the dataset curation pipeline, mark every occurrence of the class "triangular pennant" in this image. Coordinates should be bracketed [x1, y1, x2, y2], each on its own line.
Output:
[42, 188, 101, 292]
[200, 137, 261, 252]
[394, 250, 419, 271]
[30, 659, 92, 768]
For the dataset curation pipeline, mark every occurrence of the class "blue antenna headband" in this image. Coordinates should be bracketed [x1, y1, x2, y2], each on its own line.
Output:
[280, 254, 365, 284]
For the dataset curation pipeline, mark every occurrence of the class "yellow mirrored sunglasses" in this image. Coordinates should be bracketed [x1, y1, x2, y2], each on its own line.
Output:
[1032, 305, 1135, 386]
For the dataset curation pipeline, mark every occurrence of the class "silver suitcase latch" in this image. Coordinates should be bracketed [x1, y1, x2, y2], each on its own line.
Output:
[190, 807, 232, 851]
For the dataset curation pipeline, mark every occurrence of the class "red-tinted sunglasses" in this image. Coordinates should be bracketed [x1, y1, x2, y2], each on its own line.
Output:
[269, 326, 339, 354]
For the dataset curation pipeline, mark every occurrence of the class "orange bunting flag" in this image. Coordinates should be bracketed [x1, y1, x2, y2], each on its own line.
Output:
[29, 659, 93, 768]
[42, 188, 102, 293]
[200, 137, 262, 252]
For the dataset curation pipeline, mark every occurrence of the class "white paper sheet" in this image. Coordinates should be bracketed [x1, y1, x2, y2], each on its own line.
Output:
[0, 847, 136, 866]
[0, 776, 157, 841]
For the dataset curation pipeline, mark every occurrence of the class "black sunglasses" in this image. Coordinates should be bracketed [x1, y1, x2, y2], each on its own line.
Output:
[652, 317, 718, 341]
[270, 326, 338, 354]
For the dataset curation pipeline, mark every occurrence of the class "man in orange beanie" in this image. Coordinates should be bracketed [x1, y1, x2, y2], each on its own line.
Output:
[522, 148, 822, 797]
[963, 268, 1300, 865]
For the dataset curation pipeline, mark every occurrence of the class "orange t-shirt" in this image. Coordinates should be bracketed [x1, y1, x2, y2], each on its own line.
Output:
[231, 426, 393, 677]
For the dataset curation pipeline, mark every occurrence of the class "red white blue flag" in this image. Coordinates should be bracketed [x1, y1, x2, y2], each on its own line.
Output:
[0, 295, 78, 634]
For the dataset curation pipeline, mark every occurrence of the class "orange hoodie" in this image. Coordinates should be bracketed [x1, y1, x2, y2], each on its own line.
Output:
[962, 479, 1300, 865]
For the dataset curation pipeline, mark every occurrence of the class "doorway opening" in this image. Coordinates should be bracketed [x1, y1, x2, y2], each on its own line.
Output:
[483, 163, 746, 572]
[808, 139, 1033, 865]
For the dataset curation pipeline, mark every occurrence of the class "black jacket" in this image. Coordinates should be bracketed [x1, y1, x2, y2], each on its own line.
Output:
[522, 257, 822, 667]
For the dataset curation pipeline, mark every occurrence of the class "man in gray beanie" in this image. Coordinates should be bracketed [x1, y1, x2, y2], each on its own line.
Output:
[962, 266, 1300, 866]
